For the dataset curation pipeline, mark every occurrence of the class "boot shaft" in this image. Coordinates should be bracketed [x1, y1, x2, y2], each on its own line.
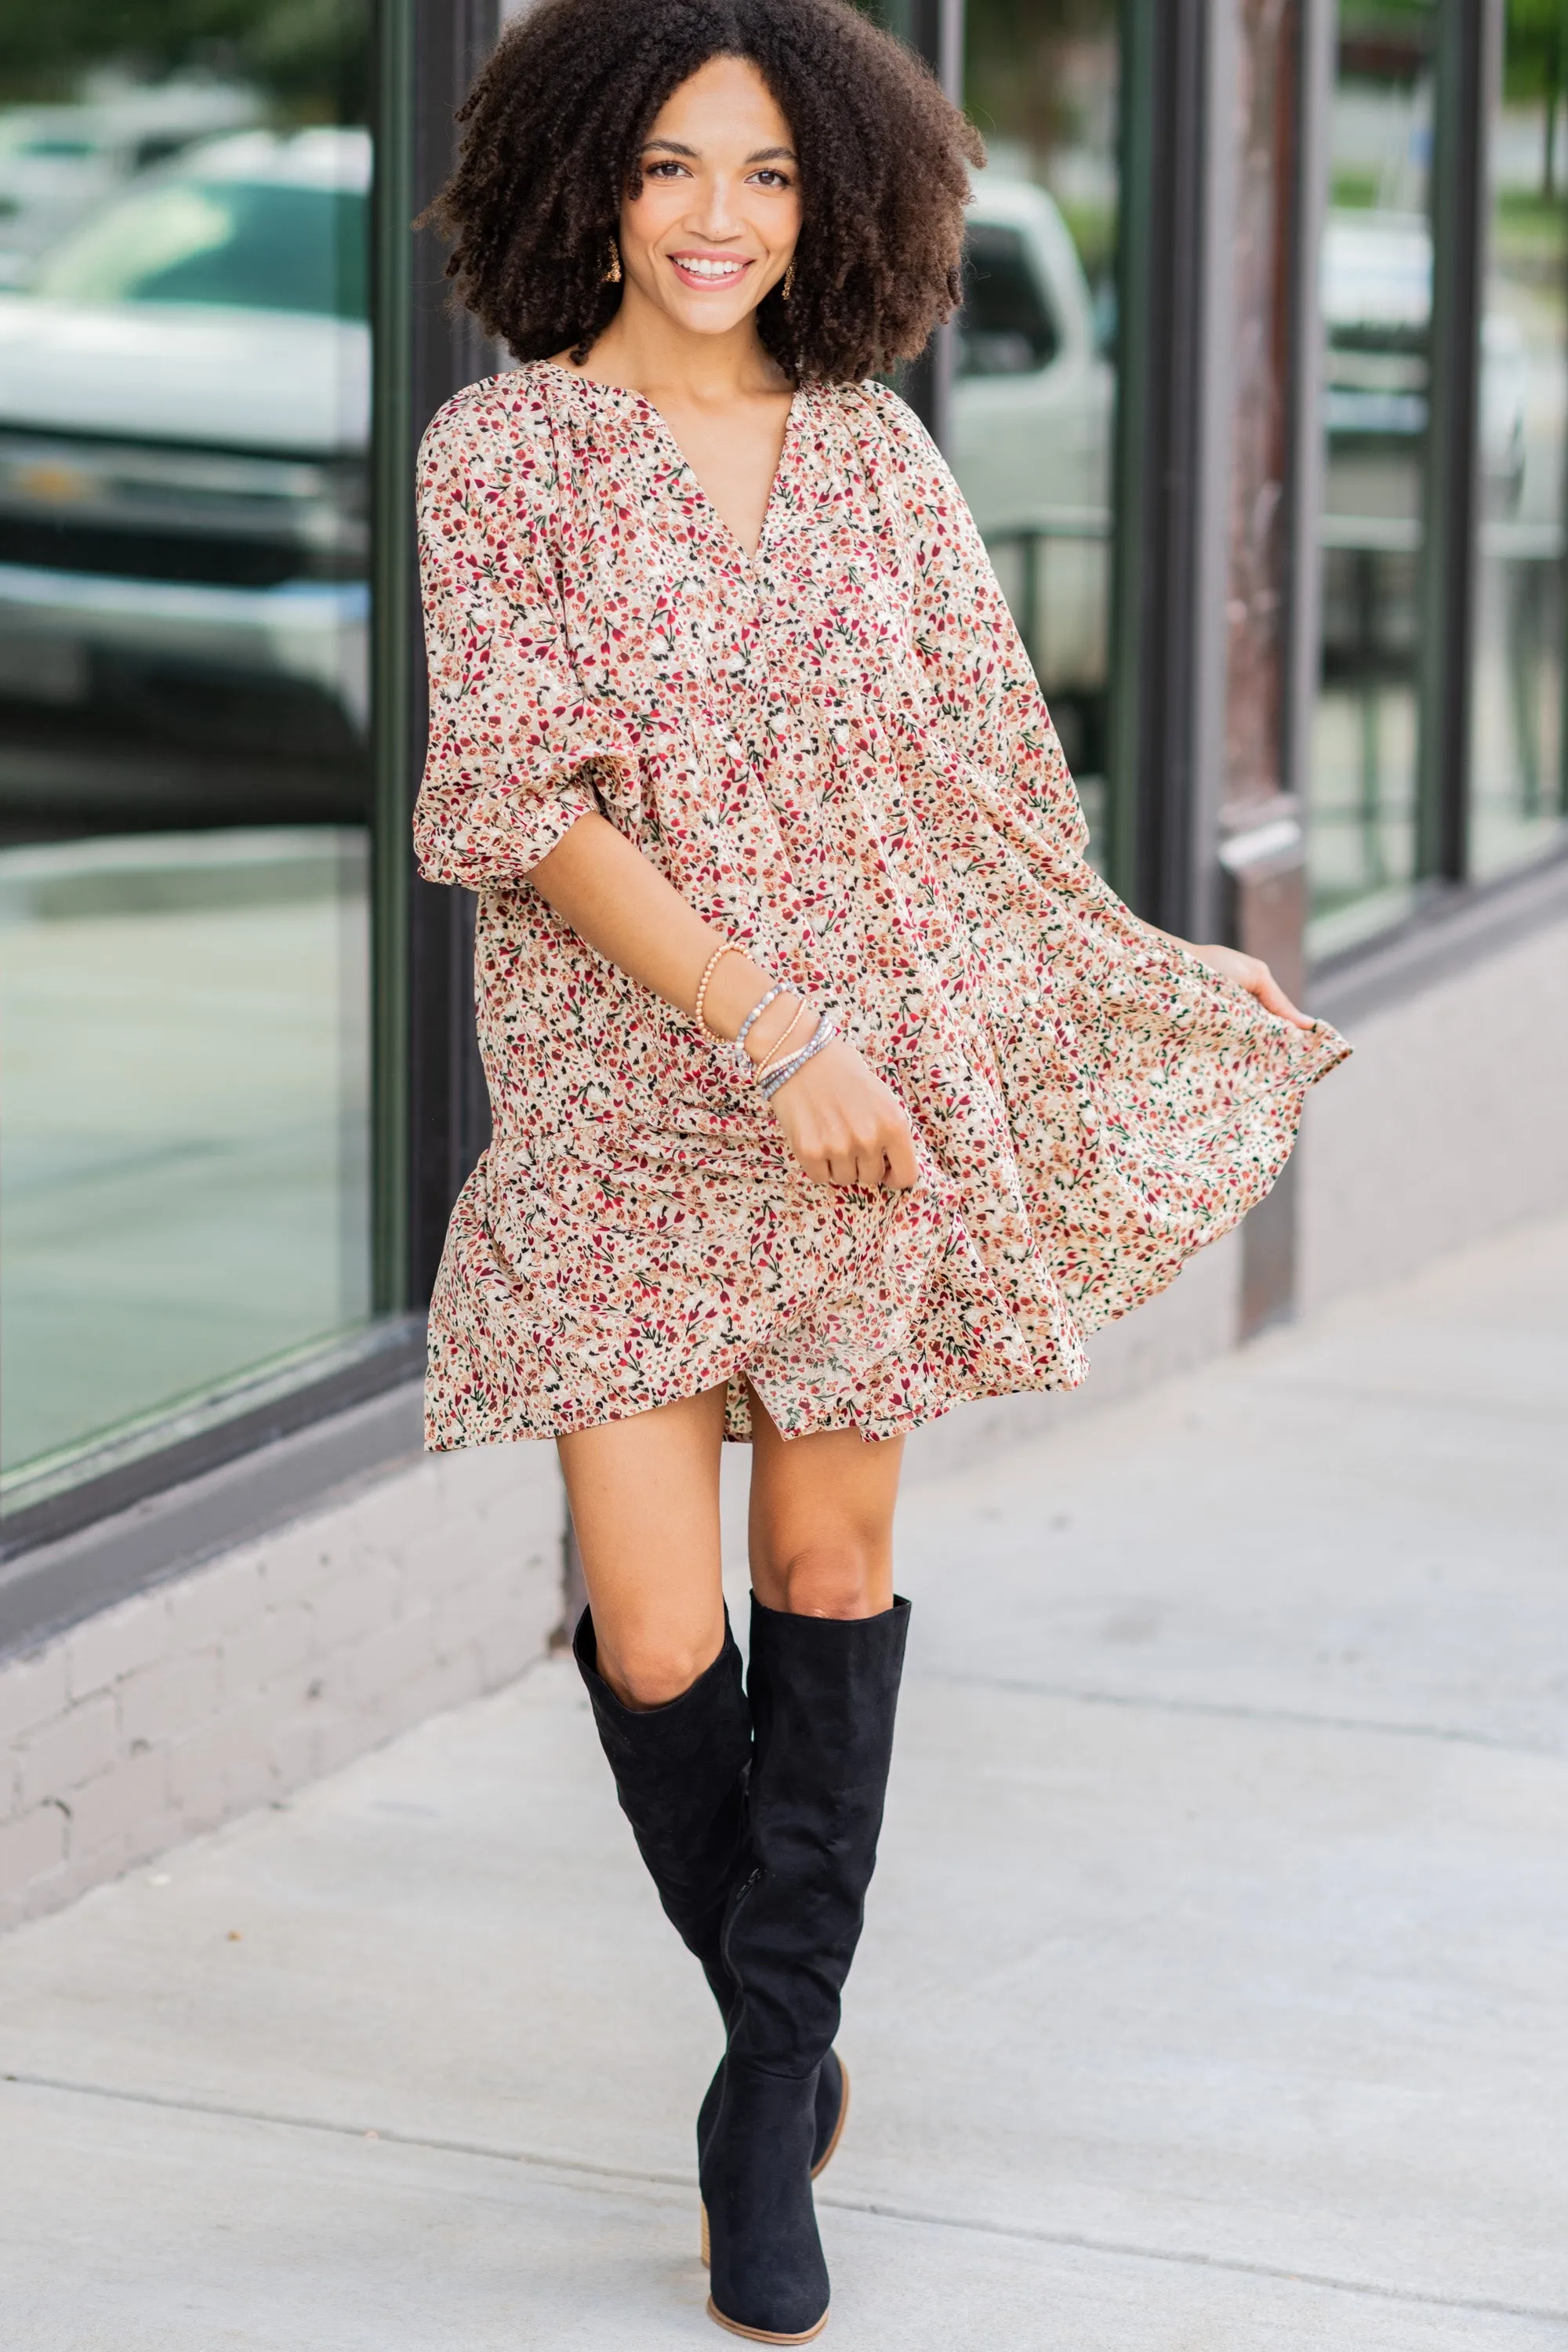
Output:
[724, 1595, 910, 2075]
[572, 1606, 752, 2009]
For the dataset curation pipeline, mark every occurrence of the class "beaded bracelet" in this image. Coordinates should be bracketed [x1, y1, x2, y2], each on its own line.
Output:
[754, 998, 810, 1081]
[759, 1016, 837, 1103]
[693, 944, 742, 1040]
[731, 985, 787, 1073]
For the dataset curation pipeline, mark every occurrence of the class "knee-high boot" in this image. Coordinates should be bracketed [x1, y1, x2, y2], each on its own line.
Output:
[572, 1606, 751, 2017]
[573, 1608, 852, 2185]
[702, 1593, 911, 2344]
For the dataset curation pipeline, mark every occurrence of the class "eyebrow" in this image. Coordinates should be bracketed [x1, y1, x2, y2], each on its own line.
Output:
[641, 138, 798, 164]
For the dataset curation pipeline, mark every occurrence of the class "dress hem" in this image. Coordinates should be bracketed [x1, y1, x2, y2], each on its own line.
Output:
[422, 1338, 1089, 1454]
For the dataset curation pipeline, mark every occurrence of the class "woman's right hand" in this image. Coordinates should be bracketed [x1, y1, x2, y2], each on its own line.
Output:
[768, 1034, 920, 1190]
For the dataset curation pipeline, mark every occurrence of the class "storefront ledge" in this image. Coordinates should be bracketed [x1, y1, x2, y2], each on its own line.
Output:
[0, 1319, 429, 1572]
[1311, 844, 1568, 1028]
[0, 1374, 434, 1666]
[0, 1417, 566, 1934]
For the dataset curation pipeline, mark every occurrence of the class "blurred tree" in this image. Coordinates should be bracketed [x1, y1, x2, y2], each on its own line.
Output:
[1504, 0, 1568, 196]
[1338, 0, 1430, 23]
[964, 0, 1113, 162]
[0, 0, 368, 121]
[964, 0, 1120, 285]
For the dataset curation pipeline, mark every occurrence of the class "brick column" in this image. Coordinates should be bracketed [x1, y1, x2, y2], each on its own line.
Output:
[1220, 0, 1316, 1339]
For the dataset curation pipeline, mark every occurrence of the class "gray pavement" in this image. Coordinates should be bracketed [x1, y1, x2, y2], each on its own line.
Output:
[2, 1215, 1566, 2348]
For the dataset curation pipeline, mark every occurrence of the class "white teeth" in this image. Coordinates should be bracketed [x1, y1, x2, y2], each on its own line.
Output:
[677, 257, 744, 279]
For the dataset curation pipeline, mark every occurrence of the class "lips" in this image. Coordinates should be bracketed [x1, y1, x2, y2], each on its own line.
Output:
[668, 252, 753, 290]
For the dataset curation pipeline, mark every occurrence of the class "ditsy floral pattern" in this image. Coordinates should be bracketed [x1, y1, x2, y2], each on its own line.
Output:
[413, 363, 1348, 1447]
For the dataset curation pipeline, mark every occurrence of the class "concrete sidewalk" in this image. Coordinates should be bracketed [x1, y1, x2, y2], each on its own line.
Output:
[2, 1218, 1566, 2349]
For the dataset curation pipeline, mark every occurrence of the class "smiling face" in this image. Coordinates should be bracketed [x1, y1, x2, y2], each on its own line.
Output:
[617, 54, 801, 343]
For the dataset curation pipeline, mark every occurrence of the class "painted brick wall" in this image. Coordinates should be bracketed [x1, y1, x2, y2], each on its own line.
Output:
[0, 1439, 564, 1933]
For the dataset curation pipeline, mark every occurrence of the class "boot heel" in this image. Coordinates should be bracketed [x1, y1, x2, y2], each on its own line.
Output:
[705, 2295, 829, 2344]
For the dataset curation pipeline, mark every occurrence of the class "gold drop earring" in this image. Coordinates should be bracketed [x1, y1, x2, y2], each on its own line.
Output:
[604, 238, 622, 285]
[782, 260, 796, 302]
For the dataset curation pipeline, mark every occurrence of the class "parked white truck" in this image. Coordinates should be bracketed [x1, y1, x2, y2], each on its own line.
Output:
[949, 171, 1116, 706]
[0, 128, 370, 753]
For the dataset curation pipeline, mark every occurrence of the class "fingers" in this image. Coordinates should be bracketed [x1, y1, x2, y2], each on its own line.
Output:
[1190, 943, 1316, 1032]
[840, 1135, 918, 1189]
[793, 1123, 915, 1189]
[1250, 966, 1314, 1030]
[823, 1143, 895, 1188]
[771, 1041, 920, 1189]
[883, 1127, 920, 1191]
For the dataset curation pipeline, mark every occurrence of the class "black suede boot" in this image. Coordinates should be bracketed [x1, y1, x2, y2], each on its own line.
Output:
[572, 1606, 750, 2016]
[573, 1605, 851, 2193]
[696, 2048, 848, 2270]
[702, 1594, 911, 2344]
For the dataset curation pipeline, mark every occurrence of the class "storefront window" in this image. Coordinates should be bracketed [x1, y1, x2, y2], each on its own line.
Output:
[1468, 2, 1568, 880]
[956, 1, 1120, 861]
[1308, 0, 1436, 956]
[0, 4, 372, 1494]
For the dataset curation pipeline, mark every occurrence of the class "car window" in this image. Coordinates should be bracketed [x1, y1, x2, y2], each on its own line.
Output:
[32, 178, 368, 319]
[959, 223, 1059, 376]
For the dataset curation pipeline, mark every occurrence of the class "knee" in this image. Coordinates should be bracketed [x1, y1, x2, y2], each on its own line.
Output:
[770, 1540, 881, 1621]
[599, 1629, 721, 1711]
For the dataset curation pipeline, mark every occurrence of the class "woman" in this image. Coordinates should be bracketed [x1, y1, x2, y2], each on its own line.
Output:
[417, 2, 1347, 2338]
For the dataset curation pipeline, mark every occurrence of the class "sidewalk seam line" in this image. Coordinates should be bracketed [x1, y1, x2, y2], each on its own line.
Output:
[923, 1671, 1566, 1758]
[1, 2070, 693, 2194]
[6, 2071, 1563, 2326]
[813, 2193, 1568, 2324]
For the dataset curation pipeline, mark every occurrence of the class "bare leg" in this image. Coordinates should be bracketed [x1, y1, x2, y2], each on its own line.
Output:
[557, 1381, 729, 1707]
[746, 1384, 903, 1618]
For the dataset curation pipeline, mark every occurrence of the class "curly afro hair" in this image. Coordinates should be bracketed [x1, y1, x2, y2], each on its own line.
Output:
[424, 0, 985, 384]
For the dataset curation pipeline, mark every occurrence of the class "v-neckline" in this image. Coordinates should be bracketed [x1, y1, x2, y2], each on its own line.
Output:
[538, 360, 800, 570]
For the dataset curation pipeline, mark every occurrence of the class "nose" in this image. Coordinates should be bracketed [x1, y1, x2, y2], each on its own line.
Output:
[685, 170, 744, 242]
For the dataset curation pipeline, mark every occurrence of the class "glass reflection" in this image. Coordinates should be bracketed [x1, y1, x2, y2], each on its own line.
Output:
[1308, 1, 1436, 956]
[0, 8, 371, 1490]
[1468, 6, 1568, 879]
[956, 1, 1118, 861]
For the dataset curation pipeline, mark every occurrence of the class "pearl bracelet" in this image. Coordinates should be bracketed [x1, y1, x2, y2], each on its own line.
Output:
[693, 944, 742, 1040]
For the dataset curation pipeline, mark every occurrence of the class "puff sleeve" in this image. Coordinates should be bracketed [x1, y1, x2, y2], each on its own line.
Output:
[412, 390, 637, 887]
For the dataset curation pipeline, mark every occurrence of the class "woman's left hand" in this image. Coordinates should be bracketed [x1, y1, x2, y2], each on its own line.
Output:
[1183, 942, 1315, 1031]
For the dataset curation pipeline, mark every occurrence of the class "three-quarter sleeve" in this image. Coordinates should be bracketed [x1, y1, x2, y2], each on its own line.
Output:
[412, 390, 637, 887]
[861, 384, 1091, 861]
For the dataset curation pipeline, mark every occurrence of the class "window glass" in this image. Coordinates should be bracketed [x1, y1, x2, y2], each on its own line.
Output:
[959, 222, 1061, 376]
[1308, 1, 1436, 956]
[1467, 5, 1568, 879]
[956, 2, 1119, 861]
[0, 8, 372, 1494]
[35, 146, 369, 318]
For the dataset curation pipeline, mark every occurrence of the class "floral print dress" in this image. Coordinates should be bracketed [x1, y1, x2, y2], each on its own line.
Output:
[413, 361, 1348, 1447]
